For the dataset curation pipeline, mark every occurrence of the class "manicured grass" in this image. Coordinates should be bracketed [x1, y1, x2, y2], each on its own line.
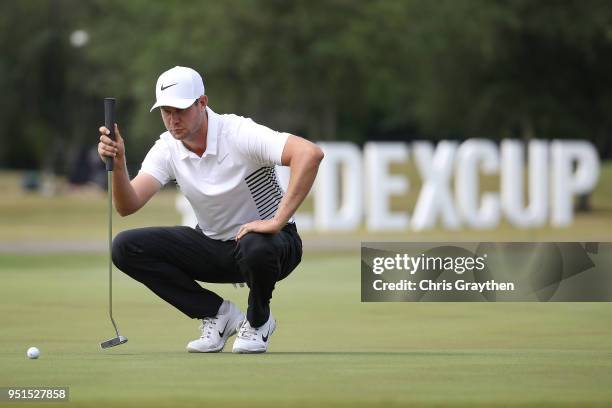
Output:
[0, 162, 611, 406]
[1, 253, 611, 407]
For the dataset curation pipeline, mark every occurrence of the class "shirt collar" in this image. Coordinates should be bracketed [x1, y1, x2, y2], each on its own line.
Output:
[178, 106, 219, 160]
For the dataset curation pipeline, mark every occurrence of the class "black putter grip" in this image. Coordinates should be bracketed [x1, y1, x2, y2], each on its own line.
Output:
[104, 98, 116, 171]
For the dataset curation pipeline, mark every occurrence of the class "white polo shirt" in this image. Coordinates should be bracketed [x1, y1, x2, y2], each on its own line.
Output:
[140, 107, 291, 241]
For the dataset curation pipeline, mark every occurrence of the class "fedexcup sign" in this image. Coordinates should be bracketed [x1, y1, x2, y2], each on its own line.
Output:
[178, 139, 600, 231]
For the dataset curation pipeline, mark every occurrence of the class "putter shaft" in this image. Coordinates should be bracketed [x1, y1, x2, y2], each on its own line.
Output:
[100, 170, 128, 349]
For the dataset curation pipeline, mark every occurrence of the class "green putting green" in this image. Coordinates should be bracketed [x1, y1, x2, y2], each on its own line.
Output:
[1, 253, 611, 407]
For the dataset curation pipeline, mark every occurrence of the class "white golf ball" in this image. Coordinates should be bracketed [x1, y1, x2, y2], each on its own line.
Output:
[26, 347, 40, 359]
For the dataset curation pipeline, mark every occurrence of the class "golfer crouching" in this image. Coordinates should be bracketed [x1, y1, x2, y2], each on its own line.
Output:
[97, 66, 323, 353]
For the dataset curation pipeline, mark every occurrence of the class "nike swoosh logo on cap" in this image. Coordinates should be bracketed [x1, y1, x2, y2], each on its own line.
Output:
[160, 82, 178, 91]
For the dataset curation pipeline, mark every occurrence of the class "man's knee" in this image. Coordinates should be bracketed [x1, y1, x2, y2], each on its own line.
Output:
[236, 233, 277, 270]
[111, 229, 143, 272]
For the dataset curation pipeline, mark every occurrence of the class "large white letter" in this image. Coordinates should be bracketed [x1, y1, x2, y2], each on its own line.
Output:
[364, 142, 409, 230]
[314, 142, 363, 231]
[455, 139, 500, 229]
[500, 140, 548, 228]
[551, 140, 600, 227]
[412, 141, 460, 230]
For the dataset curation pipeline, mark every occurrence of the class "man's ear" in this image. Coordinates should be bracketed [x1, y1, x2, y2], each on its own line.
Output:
[199, 95, 208, 109]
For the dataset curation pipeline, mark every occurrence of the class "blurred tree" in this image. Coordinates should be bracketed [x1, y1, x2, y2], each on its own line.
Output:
[0, 0, 100, 173]
[1, 0, 612, 175]
[401, 0, 612, 152]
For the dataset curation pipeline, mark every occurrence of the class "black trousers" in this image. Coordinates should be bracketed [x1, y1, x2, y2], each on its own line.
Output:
[111, 223, 302, 327]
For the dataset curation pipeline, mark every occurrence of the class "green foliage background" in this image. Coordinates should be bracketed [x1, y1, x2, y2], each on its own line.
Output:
[2, 0, 612, 172]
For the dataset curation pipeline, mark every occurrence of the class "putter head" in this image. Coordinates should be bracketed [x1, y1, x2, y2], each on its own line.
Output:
[100, 335, 128, 349]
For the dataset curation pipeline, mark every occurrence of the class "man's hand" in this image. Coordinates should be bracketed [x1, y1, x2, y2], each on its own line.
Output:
[98, 124, 125, 166]
[96, 123, 161, 217]
[235, 219, 284, 241]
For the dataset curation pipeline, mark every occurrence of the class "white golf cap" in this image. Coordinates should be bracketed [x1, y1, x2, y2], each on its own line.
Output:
[150, 66, 205, 112]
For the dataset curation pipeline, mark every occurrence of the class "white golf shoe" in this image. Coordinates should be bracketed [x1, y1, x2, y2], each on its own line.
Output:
[186, 300, 245, 353]
[232, 314, 276, 354]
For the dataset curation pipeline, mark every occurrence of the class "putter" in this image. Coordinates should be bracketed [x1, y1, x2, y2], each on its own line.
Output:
[100, 97, 128, 349]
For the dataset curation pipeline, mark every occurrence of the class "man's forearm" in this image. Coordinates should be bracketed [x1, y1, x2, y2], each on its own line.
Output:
[273, 148, 323, 226]
[111, 160, 141, 216]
